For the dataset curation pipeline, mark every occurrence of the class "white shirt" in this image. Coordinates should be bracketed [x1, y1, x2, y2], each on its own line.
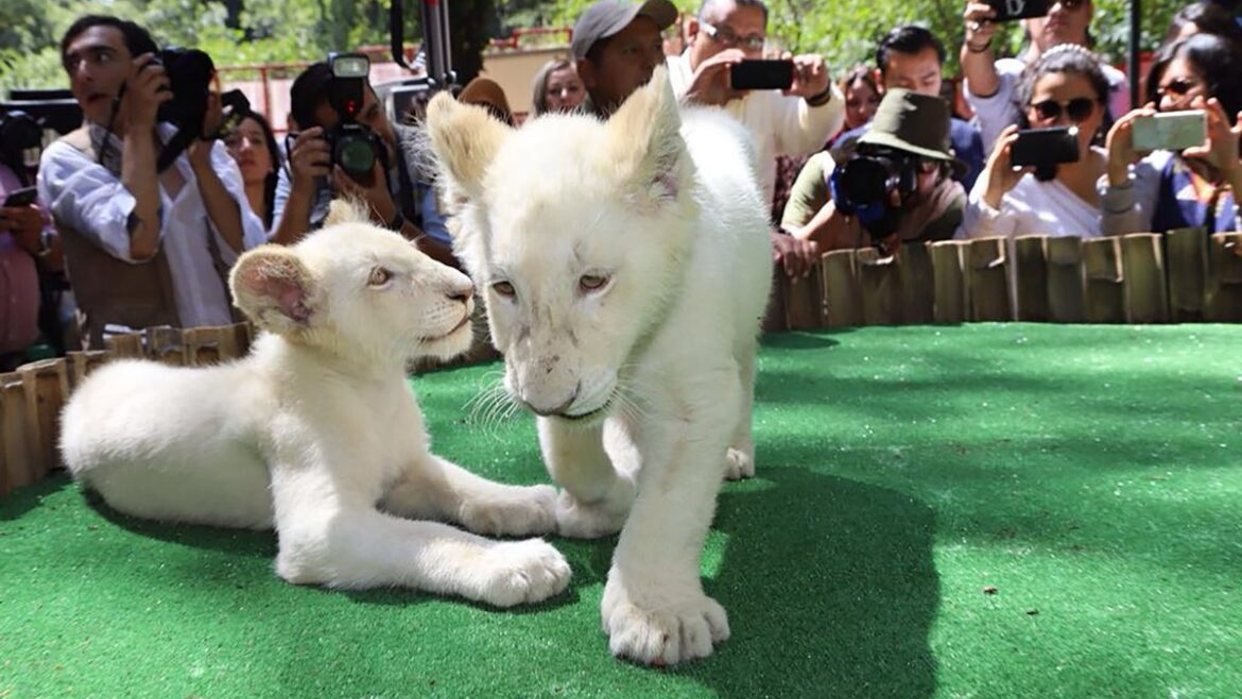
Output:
[961, 153, 1106, 240]
[38, 123, 268, 329]
[966, 56, 1130, 154]
[666, 52, 845, 202]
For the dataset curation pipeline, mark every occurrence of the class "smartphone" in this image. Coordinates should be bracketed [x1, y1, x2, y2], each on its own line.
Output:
[730, 60, 795, 91]
[2, 186, 37, 208]
[987, 0, 1051, 21]
[1131, 110, 1207, 152]
[1010, 126, 1080, 168]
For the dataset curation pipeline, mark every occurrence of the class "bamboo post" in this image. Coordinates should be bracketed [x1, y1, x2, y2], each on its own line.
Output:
[1166, 227, 1208, 322]
[104, 331, 145, 358]
[822, 249, 861, 328]
[183, 325, 250, 366]
[66, 350, 111, 391]
[1205, 232, 1242, 321]
[1014, 235, 1050, 321]
[17, 358, 70, 481]
[967, 237, 1010, 322]
[1083, 237, 1125, 323]
[1120, 233, 1169, 323]
[762, 262, 789, 332]
[1045, 236, 1085, 322]
[145, 325, 186, 365]
[0, 372, 34, 495]
[783, 259, 827, 330]
[856, 247, 902, 325]
[930, 240, 969, 323]
[898, 242, 934, 325]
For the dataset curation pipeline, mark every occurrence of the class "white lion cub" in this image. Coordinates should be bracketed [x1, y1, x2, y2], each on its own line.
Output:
[427, 67, 773, 664]
[60, 204, 570, 607]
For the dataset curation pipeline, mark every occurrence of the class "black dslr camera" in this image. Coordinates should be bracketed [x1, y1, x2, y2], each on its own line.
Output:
[151, 48, 251, 171]
[829, 145, 920, 236]
[324, 53, 384, 181]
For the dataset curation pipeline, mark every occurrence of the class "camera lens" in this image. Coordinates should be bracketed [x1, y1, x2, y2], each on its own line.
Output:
[336, 133, 376, 175]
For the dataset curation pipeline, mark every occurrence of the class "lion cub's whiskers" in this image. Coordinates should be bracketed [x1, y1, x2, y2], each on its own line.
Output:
[465, 374, 522, 438]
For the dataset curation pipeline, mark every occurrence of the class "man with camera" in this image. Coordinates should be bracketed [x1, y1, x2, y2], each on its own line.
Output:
[667, 0, 843, 205]
[38, 15, 267, 347]
[781, 89, 966, 254]
[271, 58, 456, 268]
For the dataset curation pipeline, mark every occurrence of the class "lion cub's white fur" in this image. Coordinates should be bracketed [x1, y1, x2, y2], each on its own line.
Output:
[427, 68, 772, 663]
[60, 205, 570, 607]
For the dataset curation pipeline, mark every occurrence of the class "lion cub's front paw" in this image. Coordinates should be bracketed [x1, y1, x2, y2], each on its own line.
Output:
[472, 538, 571, 608]
[554, 480, 634, 539]
[724, 446, 755, 480]
[601, 577, 730, 666]
[458, 484, 558, 537]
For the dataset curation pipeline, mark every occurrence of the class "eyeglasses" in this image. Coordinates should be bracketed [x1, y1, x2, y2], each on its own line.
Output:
[1029, 97, 1097, 122]
[1159, 77, 1200, 97]
[699, 22, 765, 52]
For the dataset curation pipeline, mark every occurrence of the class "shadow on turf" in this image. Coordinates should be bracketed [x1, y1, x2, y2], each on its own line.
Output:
[684, 467, 940, 697]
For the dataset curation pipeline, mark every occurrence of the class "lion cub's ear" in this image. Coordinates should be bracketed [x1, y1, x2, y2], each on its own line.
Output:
[605, 65, 686, 205]
[323, 197, 372, 228]
[230, 245, 319, 335]
[425, 92, 512, 208]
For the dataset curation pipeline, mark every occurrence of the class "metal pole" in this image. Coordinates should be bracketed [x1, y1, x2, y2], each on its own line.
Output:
[1128, 0, 1141, 109]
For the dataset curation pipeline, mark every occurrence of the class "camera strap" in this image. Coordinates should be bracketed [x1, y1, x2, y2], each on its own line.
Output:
[394, 141, 422, 229]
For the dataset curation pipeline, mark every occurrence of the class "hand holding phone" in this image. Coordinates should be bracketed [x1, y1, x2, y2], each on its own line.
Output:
[729, 59, 795, 91]
[2, 186, 38, 208]
[987, 0, 1051, 22]
[1010, 126, 1080, 168]
[1130, 110, 1207, 152]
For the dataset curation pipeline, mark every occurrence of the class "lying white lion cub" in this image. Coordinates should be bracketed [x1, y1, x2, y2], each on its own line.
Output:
[427, 67, 773, 663]
[60, 204, 569, 607]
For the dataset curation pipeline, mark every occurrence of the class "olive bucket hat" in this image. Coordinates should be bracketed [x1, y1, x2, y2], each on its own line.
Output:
[857, 88, 967, 178]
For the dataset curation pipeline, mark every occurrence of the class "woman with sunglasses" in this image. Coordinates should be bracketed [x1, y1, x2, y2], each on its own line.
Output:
[962, 44, 1110, 241]
[960, 0, 1129, 153]
[1101, 33, 1242, 236]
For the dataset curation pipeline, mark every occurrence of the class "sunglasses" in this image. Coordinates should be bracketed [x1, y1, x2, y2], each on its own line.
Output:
[1160, 78, 1200, 97]
[1055, 0, 1086, 9]
[1029, 97, 1097, 122]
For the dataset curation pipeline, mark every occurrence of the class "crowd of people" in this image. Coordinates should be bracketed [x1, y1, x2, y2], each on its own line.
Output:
[1, 0, 1240, 368]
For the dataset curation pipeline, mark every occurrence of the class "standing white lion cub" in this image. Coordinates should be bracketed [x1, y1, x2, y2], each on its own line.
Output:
[60, 204, 570, 607]
[427, 67, 773, 664]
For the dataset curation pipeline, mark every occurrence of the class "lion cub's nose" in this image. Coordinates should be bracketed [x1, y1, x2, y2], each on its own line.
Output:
[447, 281, 474, 304]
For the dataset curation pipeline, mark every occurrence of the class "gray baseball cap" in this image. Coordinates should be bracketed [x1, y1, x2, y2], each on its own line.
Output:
[571, 0, 678, 62]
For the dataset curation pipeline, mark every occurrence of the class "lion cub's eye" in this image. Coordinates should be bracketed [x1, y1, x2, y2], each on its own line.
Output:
[579, 274, 609, 292]
[492, 281, 516, 298]
[368, 266, 393, 286]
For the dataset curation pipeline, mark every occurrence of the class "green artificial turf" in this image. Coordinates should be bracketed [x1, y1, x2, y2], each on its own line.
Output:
[2, 323, 1240, 698]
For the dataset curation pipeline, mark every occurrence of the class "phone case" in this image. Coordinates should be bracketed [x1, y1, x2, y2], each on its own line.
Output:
[729, 60, 795, 91]
[2, 187, 37, 207]
[1010, 127, 1080, 168]
[1131, 112, 1207, 152]
[988, 0, 1051, 21]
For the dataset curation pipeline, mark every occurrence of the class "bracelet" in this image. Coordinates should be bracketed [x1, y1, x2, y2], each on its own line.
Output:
[805, 86, 833, 108]
[966, 40, 992, 54]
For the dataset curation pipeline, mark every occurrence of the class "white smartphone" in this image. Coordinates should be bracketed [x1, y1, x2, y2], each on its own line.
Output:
[1131, 110, 1207, 152]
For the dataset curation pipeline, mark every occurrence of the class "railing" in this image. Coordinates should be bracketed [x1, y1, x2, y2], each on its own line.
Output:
[765, 230, 1242, 330]
[0, 322, 497, 499]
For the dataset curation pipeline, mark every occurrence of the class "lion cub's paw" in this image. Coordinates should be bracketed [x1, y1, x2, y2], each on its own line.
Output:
[724, 447, 755, 480]
[473, 538, 571, 608]
[554, 481, 634, 539]
[600, 579, 730, 666]
[458, 484, 558, 537]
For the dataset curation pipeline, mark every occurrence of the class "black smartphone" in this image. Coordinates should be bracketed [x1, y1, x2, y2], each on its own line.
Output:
[987, 0, 1051, 22]
[730, 60, 795, 91]
[2, 186, 37, 208]
[1010, 126, 1080, 168]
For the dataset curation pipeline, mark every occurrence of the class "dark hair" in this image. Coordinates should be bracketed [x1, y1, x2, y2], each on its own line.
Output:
[839, 63, 878, 95]
[289, 62, 333, 129]
[876, 25, 946, 74]
[1146, 33, 1242, 125]
[60, 15, 158, 66]
[1163, 1, 1242, 48]
[697, 0, 769, 26]
[234, 112, 282, 229]
[1016, 44, 1112, 161]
